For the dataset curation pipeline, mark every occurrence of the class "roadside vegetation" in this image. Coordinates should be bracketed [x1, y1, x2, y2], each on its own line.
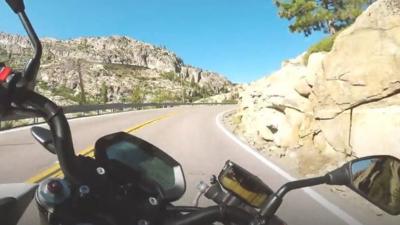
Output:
[221, 99, 238, 104]
[274, 0, 376, 60]
[160, 71, 179, 82]
[151, 89, 181, 103]
[274, 0, 376, 36]
[129, 85, 147, 104]
[99, 82, 108, 104]
[304, 32, 339, 63]
[37, 81, 83, 104]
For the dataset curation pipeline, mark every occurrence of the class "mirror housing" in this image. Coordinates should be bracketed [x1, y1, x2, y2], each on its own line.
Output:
[31, 126, 56, 154]
[5, 0, 25, 14]
[327, 155, 400, 215]
[348, 155, 400, 215]
[261, 155, 400, 220]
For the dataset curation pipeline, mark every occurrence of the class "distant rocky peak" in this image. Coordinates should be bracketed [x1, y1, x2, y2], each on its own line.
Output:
[0, 32, 233, 104]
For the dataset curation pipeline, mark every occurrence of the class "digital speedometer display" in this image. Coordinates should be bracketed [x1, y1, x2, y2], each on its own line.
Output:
[106, 141, 175, 189]
[94, 132, 186, 201]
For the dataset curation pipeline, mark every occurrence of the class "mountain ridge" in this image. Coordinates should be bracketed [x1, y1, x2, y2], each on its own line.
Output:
[0, 32, 233, 105]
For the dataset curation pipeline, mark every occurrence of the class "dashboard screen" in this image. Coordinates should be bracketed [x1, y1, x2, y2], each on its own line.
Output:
[95, 132, 186, 201]
[106, 141, 175, 189]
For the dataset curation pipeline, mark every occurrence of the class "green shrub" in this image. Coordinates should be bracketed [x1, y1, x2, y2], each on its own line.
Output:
[160, 72, 178, 82]
[103, 63, 146, 78]
[0, 48, 9, 62]
[99, 82, 108, 104]
[130, 86, 146, 104]
[222, 99, 238, 104]
[231, 114, 242, 126]
[151, 89, 180, 103]
[36, 81, 50, 91]
[52, 85, 82, 104]
[304, 33, 339, 63]
[1, 121, 15, 130]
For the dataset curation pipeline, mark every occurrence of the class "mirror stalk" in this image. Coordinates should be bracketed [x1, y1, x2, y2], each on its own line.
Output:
[16, 11, 42, 90]
[259, 175, 329, 221]
[5, 0, 25, 13]
[6, 0, 42, 91]
[326, 164, 351, 185]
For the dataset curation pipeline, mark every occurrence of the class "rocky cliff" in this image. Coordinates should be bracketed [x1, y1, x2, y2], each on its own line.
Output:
[194, 84, 245, 104]
[232, 0, 400, 175]
[0, 34, 232, 105]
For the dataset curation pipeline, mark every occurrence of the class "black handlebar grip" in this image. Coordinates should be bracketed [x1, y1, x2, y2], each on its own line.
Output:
[5, 0, 25, 14]
[163, 206, 254, 225]
[0, 85, 10, 116]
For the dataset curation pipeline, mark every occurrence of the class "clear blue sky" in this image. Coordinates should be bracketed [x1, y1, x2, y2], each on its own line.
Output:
[0, 0, 325, 83]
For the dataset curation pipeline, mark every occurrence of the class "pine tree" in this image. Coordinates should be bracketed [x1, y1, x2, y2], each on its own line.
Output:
[76, 60, 86, 104]
[274, 0, 376, 36]
[100, 82, 108, 104]
[130, 85, 145, 104]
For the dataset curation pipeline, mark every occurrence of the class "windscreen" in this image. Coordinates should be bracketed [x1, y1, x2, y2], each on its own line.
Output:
[106, 140, 175, 190]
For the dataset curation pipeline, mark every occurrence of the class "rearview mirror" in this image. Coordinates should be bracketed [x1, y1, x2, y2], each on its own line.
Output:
[5, 0, 25, 13]
[349, 155, 400, 215]
[31, 126, 56, 154]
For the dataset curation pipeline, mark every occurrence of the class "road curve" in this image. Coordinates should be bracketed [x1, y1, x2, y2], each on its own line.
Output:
[0, 105, 396, 225]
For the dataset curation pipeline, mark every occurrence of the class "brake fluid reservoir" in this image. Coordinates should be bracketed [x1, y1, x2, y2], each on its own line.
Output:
[35, 178, 71, 212]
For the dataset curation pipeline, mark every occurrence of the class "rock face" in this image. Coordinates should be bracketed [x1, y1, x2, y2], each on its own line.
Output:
[234, 0, 400, 174]
[0, 34, 232, 104]
[195, 84, 244, 104]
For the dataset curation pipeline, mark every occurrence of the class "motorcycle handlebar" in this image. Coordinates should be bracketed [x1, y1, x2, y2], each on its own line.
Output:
[163, 206, 255, 225]
[22, 91, 80, 184]
[17, 10, 42, 90]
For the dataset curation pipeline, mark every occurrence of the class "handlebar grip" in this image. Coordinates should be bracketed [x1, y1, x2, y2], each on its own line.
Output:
[163, 206, 253, 225]
[0, 85, 10, 116]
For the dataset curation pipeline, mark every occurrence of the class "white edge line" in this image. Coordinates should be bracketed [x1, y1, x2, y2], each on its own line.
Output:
[215, 110, 364, 225]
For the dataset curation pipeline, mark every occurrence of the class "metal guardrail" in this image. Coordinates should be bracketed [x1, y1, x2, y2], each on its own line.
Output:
[1, 103, 176, 121]
[0, 102, 233, 129]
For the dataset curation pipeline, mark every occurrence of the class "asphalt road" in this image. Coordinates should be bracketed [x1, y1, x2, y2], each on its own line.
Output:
[0, 105, 397, 225]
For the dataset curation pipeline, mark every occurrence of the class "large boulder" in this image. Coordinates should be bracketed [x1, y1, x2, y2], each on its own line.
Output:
[312, 0, 400, 119]
[234, 0, 400, 173]
[311, 0, 400, 157]
[350, 103, 400, 159]
[236, 54, 314, 148]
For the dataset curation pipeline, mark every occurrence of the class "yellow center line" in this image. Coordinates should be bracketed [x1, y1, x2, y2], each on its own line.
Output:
[25, 111, 177, 184]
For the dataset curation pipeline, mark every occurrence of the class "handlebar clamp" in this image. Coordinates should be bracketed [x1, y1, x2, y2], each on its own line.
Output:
[0, 65, 22, 116]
